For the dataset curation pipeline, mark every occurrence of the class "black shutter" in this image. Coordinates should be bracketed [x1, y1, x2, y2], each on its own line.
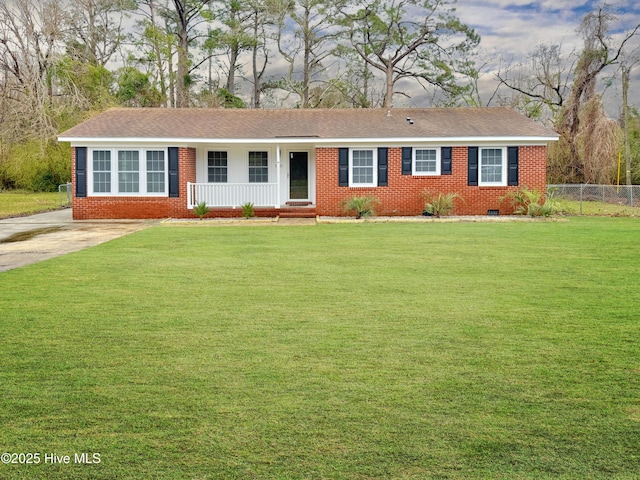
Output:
[338, 148, 349, 187]
[508, 146, 519, 186]
[468, 146, 478, 186]
[377, 147, 388, 186]
[75, 147, 87, 198]
[402, 147, 412, 175]
[168, 147, 179, 197]
[441, 147, 452, 175]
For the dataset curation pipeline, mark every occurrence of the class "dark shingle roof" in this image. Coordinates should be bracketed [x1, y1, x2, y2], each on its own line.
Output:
[59, 107, 558, 141]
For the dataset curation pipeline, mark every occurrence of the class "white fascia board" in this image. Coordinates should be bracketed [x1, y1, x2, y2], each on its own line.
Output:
[58, 135, 559, 146]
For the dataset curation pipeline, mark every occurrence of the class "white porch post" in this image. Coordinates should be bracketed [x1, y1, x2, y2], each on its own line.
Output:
[276, 146, 281, 209]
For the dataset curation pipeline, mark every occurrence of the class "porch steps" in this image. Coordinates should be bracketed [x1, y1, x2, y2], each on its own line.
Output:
[278, 207, 317, 218]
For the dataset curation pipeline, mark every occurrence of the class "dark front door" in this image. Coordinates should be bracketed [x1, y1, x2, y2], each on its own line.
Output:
[289, 152, 308, 200]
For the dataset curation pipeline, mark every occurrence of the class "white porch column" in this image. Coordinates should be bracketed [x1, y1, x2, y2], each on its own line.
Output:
[276, 146, 281, 209]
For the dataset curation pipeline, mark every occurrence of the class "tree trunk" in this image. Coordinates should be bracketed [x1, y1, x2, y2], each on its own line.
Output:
[227, 45, 238, 93]
[175, 28, 189, 107]
[383, 62, 394, 109]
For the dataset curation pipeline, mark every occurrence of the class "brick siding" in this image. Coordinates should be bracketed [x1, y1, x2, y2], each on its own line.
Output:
[71, 144, 547, 219]
[71, 147, 196, 220]
[315, 146, 547, 216]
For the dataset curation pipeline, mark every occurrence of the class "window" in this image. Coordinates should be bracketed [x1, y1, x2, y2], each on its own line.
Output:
[118, 151, 140, 193]
[89, 148, 167, 195]
[414, 148, 439, 175]
[351, 149, 375, 186]
[93, 150, 111, 193]
[208, 151, 228, 183]
[249, 151, 268, 183]
[480, 148, 506, 186]
[146, 150, 165, 193]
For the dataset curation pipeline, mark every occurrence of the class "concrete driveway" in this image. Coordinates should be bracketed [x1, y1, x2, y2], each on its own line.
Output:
[0, 209, 156, 272]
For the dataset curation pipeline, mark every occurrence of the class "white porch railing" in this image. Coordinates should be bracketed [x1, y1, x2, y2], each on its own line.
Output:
[187, 182, 279, 208]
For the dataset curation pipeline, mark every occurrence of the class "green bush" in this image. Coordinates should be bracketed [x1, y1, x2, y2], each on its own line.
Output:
[501, 187, 558, 217]
[193, 201, 210, 220]
[421, 190, 463, 217]
[241, 202, 255, 218]
[342, 196, 379, 219]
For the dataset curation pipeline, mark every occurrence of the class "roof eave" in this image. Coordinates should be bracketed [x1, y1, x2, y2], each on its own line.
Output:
[58, 135, 559, 145]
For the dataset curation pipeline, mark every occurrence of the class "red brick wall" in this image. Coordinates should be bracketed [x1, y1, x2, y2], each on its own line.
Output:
[71, 147, 196, 220]
[72, 144, 547, 219]
[315, 146, 547, 216]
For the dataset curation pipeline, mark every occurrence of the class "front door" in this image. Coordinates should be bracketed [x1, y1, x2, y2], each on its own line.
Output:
[289, 152, 308, 200]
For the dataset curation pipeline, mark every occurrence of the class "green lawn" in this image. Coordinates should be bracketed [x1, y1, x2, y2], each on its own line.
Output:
[1, 219, 639, 479]
[0, 190, 64, 219]
[555, 198, 640, 216]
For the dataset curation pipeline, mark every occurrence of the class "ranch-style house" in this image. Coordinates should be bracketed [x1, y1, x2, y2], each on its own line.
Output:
[58, 107, 558, 219]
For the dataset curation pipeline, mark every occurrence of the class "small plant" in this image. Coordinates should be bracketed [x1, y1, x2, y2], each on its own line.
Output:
[193, 201, 210, 220]
[501, 187, 558, 217]
[421, 190, 463, 218]
[342, 196, 379, 219]
[241, 202, 255, 218]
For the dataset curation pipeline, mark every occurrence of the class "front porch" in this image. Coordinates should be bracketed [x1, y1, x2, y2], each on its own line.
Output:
[186, 182, 316, 218]
[187, 145, 315, 215]
[187, 182, 280, 209]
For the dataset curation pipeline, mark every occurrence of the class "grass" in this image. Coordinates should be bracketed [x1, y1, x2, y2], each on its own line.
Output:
[0, 190, 64, 219]
[555, 198, 640, 216]
[1, 219, 639, 479]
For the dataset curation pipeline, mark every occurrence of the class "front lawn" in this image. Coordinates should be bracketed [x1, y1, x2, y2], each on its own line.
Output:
[0, 190, 64, 219]
[0, 218, 638, 479]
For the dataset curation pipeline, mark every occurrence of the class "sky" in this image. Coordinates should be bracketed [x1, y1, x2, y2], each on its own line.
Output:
[457, 0, 639, 56]
[449, 0, 640, 115]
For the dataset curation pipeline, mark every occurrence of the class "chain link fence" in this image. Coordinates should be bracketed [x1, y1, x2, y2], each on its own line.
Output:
[548, 184, 640, 211]
[58, 182, 72, 207]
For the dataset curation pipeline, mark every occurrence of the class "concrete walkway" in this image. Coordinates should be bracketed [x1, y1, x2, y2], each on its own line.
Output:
[0, 210, 155, 272]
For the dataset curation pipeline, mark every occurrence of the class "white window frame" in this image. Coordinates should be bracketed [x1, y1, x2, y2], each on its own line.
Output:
[479, 147, 507, 187]
[92, 150, 112, 193]
[88, 148, 168, 196]
[207, 151, 228, 183]
[413, 148, 440, 176]
[248, 151, 269, 183]
[146, 150, 166, 193]
[349, 148, 377, 187]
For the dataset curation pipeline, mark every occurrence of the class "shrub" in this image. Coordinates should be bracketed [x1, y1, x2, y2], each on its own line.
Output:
[193, 201, 210, 220]
[241, 202, 255, 218]
[501, 187, 558, 217]
[421, 190, 463, 218]
[342, 196, 379, 219]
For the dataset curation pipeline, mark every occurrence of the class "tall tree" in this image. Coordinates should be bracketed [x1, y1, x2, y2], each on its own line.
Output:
[66, 0, 135, 66]
[339, 0, 479, 109]
[0, 0, 68, 142]
[167, 0, 213, 107]
[556, 7, 639, 182]
[275, 0, 340, 108]
[498, 7, 639, 184]
[134, 0, 178, 107]
[214, 0, 255, 94]
[246, 0, 272, 108]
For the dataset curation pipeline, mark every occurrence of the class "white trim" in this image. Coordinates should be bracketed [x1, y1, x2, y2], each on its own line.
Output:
[413, 147, 441, 176]
[349, 148, 377, 187]
[59, 136, 559, 145]
[88, 147, 168, 196]
[247, 149, 270, 183]
[276, 146, 281, 207]
[479, 147, 507, 187]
